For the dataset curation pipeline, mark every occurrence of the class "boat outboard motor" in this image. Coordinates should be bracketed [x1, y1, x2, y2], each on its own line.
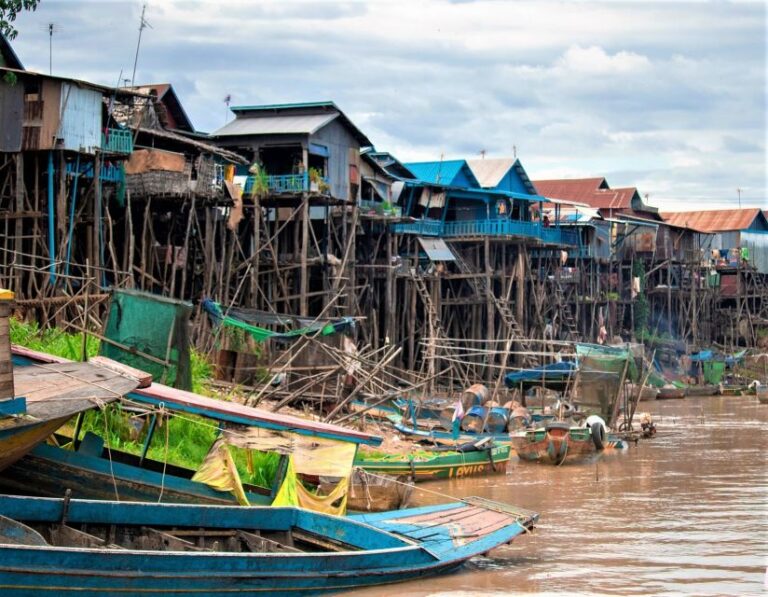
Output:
[584, 414, 607, 450]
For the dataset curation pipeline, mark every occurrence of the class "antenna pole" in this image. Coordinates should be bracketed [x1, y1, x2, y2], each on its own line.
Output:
[131, 4, 150, 86]
[737, 188, 742, 208]
[48, 23, 53, 75]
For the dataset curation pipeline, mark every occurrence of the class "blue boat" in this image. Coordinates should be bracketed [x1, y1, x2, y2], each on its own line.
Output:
[393, 419, 511, 446]
[0, 493, 537, 595]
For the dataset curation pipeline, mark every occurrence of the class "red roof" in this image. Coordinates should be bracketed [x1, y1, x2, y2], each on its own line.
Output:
[661, 208, 764, 233]
[533, 178, 639, 210]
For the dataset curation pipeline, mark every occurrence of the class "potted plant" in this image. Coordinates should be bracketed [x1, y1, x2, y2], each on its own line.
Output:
[308, 167, 323, 192]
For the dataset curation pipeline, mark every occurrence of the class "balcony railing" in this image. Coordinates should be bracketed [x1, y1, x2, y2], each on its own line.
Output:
[243, 172, 331, 196]
[392, 218, 579, 246]
[391, 219, 443, 236]
[101, 128, 133, 155]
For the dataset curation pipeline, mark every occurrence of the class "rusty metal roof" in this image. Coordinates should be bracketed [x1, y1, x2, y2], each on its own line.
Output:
[661, 208, 765, 232]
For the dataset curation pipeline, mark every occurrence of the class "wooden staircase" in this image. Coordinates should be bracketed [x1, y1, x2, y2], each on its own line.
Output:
[450, 249, 537, 367]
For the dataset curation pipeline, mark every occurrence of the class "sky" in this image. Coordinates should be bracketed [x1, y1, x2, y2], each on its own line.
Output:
[8, 0, 767, 211]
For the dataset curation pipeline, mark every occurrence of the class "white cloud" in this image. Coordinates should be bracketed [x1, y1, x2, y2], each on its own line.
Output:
[8, 0, 766, 209]
[556, 45, 652, 74]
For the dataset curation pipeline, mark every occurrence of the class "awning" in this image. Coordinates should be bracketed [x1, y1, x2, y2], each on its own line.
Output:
[418, 237, 456, 261]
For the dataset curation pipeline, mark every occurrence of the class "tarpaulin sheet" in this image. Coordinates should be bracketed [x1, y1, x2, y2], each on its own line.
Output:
[504, 361, 578, 388]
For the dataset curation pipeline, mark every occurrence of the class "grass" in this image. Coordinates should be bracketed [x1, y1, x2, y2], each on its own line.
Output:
[73, 403, 281, 489]
[10, 318, 99, 361]
[11, 317, 215, 393]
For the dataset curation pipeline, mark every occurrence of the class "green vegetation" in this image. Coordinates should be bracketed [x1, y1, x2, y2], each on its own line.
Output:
[0, 0, 39, 40]
[73, 403, 280, 489]
[10, 318, 99, 361]
[11, 317, 215, 394]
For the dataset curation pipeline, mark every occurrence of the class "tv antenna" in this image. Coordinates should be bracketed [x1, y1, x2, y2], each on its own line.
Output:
[42, 23, 59, 75]
[223, 94, 232, 125]
[479, 149, 486, 159]
[737, 188, 742, 208]
[130, 3, 152, 86]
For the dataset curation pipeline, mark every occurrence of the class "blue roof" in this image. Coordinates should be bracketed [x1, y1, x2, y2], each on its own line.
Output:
[404, 160, 480, 188]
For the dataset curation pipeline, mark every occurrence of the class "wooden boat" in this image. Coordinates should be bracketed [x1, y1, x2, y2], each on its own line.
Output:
[756, 386, 768, 404]
[0, 297, 140, 472]
[657, 387, 686, 400]
[393, 419, 510, 446]
[685, 385, 720, 397]
[0, 493, 537, 595]
[355, 441, 511, 481]
[6, 346, 381, 514]
[343, 469, 413, 512]
[511, 419, 627, 466]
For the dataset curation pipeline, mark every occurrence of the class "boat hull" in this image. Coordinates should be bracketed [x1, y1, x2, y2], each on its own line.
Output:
[0, 494, 536, 595]
[0, 417, 70, 472]
[511, 427, 626, 465]
[356, 444, 511, 481]
[0, 441, 273, 506]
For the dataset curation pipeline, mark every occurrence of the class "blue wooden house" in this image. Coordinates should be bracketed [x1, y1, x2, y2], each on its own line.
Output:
[391, 157, 577, 247]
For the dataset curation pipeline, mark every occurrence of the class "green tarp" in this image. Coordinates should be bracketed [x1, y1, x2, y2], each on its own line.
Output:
[100, 289, 193, 390]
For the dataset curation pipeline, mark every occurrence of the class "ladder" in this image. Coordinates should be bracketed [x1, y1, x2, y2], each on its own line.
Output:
[450, 249, 537, 367]
[554, 281, 579, 341]
[408, 268, 471, 387]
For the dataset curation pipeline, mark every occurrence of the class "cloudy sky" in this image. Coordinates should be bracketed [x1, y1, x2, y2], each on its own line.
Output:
[9, 0, 766, 210]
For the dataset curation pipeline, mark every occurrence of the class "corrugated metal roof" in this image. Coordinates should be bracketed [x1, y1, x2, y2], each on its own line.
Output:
[404, 160, 479, 187]
[532, 178, 655, 213]
[466, 158, 516, 187]
[661, 208, 764, 232]
[211, 113, 338, 137]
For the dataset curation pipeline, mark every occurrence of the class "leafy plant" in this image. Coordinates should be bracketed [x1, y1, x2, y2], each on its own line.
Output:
[0, 0, 39, 40]
[248, 164, 270, 199]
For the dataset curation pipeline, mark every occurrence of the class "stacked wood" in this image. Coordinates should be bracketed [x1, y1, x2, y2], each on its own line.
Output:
[0, 294, 13, 400]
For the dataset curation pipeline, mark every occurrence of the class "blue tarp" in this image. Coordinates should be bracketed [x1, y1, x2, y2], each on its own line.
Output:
[504, 361, 578, 388]
[690, 350, 715, 362]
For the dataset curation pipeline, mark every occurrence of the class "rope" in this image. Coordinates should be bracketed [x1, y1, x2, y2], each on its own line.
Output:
[100, 405, 120, 501]
[157, 404, 170, 503]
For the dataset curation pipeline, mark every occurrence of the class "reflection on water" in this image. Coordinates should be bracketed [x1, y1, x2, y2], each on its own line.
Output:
[344, 396, 768, 596]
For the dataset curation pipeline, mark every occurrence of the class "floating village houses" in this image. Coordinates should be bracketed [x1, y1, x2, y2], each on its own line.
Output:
[0, 35, 766, 386]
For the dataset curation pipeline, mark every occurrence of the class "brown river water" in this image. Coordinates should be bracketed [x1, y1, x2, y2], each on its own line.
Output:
[344, 395, 768, 596]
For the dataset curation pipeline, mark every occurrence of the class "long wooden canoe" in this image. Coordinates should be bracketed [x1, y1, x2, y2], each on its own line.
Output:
[356, 444, 512, 481]
[0, 493, 537, 595]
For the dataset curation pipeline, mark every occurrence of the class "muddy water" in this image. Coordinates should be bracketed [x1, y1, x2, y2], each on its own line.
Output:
[346, 396, 768, 596]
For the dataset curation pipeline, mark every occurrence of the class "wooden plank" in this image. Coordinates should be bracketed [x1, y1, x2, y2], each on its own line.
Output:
[89, 356, 152, 388]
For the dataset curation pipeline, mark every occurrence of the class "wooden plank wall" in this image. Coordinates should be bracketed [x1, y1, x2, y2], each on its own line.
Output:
[0, 300, 14, 400]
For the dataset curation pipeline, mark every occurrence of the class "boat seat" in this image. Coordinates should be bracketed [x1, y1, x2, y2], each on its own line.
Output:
[49, 524, 125, 550]
[138, 527, 211, 552]
[78, 432, 105, 457]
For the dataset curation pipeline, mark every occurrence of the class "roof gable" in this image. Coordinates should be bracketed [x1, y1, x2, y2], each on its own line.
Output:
[132, 83, 195, 133]
[467, 158, 537, 195]
[0, 34, 23, 70]
[364, 150, 417, 180]
[403, 159, 480, 188]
